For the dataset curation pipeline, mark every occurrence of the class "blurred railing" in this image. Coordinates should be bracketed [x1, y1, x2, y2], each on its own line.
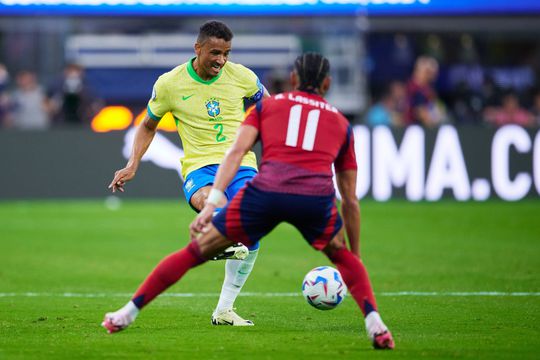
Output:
[65, 33, 366, 114]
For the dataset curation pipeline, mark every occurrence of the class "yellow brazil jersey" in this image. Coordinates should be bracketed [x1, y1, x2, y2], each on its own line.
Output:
[147, 57, 263, 179]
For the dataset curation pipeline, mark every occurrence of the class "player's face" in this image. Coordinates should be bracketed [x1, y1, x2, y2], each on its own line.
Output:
[195, 37, 231, 79]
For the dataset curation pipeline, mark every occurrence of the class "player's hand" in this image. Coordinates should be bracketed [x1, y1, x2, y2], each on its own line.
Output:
[189, 204, 216, 241]
[108, 166, 136, 193]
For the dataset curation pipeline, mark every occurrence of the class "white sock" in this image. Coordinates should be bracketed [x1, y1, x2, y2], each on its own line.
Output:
[365, 311, 388, 340]
[118, 300, 139, 321]
[214, 249, 259, 314]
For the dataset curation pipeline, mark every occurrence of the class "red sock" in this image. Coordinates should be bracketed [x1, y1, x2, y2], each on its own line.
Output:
[131, 242, 206, 309]
[327, 248, 377, 316]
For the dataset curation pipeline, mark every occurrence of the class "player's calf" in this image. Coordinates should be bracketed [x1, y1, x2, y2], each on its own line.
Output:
[323, 238, 395, 350]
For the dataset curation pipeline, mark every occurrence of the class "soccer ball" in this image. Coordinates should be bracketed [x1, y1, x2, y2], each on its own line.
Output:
[302, 266, 347, 310]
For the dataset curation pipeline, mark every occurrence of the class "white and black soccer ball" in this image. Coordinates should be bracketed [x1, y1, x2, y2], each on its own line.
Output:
[302, 266, 347, 310]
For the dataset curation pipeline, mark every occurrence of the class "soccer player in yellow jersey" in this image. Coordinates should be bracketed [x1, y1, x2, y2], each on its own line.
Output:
[105, 21, 269, 328]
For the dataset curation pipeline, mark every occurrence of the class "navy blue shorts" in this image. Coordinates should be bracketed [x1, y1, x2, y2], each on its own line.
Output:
[212, 183, 343, 250]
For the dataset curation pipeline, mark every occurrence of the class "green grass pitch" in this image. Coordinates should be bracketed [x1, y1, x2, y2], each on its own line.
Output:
[0, 200, 539, 359]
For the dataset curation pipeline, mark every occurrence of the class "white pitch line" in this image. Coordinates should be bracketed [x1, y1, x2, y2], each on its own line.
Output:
[0, 291, 539, 298]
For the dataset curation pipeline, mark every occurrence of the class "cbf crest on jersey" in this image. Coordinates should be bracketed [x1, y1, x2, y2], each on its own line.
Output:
[205, 98, 221, 118]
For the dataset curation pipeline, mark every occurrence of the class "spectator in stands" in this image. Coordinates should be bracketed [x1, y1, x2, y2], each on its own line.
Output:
[406, 56, 448, 127]
[48, 63, 101, 126]
[9, 70, 49, 130]
[484, 92, 533, 128]
[365, 81, 406, 127]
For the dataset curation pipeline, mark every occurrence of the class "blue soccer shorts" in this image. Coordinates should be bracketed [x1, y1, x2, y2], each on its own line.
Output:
[183, 164, 259, 250]
[212, 183, 343, 251]
[183, 165, 257, 207]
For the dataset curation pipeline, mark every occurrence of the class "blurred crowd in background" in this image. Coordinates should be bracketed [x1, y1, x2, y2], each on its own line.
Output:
[363, 33, 540, 128]
[0, 62, 102, 130]
[1, 31, 540, 130]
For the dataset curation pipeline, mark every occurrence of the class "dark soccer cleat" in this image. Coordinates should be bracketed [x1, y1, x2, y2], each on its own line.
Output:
[372, 331, 395, 350]
[211, 243, 249, 261]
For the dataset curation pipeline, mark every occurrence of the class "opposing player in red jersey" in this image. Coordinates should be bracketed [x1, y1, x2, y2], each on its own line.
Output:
[102, 52, 394, 350]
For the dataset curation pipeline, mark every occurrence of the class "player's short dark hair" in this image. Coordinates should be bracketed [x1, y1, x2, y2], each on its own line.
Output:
[294, 52, 330, 93]
[197, 21, 233, 44]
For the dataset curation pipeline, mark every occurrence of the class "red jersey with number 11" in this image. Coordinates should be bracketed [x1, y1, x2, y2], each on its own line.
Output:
[242, 91, 357, 196]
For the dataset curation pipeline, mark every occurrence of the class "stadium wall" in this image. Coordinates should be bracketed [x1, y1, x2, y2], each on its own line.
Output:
[1, 125, 538, 201]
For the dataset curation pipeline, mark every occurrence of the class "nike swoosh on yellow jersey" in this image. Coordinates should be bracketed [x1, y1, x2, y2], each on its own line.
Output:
[182, 94, 195, 100]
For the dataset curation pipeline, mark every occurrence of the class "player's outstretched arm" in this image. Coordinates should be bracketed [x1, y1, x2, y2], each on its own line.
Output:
[108, 115, 159, 193]
[190, 125, 259, 239]
[336, 170, 361, 257]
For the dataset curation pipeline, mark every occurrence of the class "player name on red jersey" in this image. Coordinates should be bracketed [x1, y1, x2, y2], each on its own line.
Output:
[275, 93, 338, 113]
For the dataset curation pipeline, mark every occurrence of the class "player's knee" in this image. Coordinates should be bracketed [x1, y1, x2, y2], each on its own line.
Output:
[191, 186, 228, 211]
[190, 187, 210, 211]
